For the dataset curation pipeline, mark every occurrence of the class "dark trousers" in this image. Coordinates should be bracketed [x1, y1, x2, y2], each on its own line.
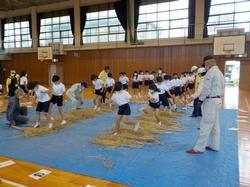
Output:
[102, 88, 107, 103]
[192, 98, 202, 117]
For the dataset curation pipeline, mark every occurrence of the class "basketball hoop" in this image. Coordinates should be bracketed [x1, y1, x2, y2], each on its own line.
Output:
[223, 49, 233, 58]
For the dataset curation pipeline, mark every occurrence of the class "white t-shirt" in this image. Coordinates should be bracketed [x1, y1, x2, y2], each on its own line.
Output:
[106, 77, 115, 88]
[20, 76, 28, 86]
[156, 82, 167, 94]
[171, 79, 182, 87]
[138, 74, 144, 81]
[92, 79, 103, 90]
[111, 90, 131, 106]
[52, 82, 66, 96]
[148, 91, 159, 103]
[163, 80, 173, 90]
[35, 85, 50, 102]
[132, 75, 139, 82]
[149, 74, 154, 80]
[144, 74, 150, 80]
[119, 76, 129, 85]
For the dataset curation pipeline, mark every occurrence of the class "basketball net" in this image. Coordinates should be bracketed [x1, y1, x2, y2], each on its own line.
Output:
[224, 49, 233, 58]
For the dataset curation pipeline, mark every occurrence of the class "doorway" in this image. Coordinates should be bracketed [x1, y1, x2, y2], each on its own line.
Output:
[224, 60, 240, 109]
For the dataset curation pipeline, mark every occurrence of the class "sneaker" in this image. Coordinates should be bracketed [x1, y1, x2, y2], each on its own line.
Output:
[48, 123, 53, 129]
[134, 122, 140, 132]
[94, 105, 98, 110]
[168, 109, 172, 114]
[50, 116, 55, 121]
[109, 103, 112, 107]
[61, 120, 67, 125]
[34, 122, 40, 128]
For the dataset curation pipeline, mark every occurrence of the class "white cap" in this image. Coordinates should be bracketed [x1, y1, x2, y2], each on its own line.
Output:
[191, 66, 198, 72]
[197, 67, 206, 74]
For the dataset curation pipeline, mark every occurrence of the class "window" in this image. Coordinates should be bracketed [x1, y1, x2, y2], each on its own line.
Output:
[40, 15, 73, 46]
[138, 0, 189, 40]
[208, 0, 250, 35]
[83, 9, 125, 43]
[4, 18, 32, 49]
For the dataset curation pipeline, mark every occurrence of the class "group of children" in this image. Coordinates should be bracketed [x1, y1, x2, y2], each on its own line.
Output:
[5, 66, 201, 135]
[87, 67, 198, 134]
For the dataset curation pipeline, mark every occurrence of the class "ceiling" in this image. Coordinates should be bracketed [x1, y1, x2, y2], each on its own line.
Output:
[0, 0, 69, 11]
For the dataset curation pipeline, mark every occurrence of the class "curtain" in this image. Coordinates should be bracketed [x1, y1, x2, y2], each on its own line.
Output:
[114, 0, 128, 42]
[203, 0, 211, 38]
[133, 0, 141, 43]
[36, 13, 42, 47]
[80, 7, 87, 45]
[69, 8, 75, 44]
[187, 0, 195, 38]
[1, 19, 6, 49]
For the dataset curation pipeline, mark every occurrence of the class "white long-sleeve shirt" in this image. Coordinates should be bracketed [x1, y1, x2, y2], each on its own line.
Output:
[66, 83, 84, 100]
[191, 77, 204, 99]
[199, 66, 225, 101]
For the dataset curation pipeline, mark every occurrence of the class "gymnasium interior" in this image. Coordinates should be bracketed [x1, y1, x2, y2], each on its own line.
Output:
[0, 0, 250, 186]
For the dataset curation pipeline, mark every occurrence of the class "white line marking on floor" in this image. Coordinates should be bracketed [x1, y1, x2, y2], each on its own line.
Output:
[238, 109, 248, 113]
[238, 115, 248, 119]
[85, 185, 96, 187]
[0, 178, 27, 187]
[236, 119, 249, 123]
[0, 160, 15, 168]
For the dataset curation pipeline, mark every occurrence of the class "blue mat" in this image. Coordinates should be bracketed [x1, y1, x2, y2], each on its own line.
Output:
[0, 102, 239, 187]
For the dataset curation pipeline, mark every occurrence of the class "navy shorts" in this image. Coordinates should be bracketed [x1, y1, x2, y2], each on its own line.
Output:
[159, 93, 169, 107]
[118, 103, 131, 115]
[188, 83, 194, 89]
[139, 81, 143, 86]
[144, 80, 150, 86]
[107, 86, 113, 93]
[132, 82, 139, 89]
[165, 91, 171, 98]
[36, 101, 50, 113]
[122, 84, 128, 90]
[149, 101, 160, 109]
[174, 87, 182, 96]
[95, 88, 103, 96]
[50, 95, 63, 107]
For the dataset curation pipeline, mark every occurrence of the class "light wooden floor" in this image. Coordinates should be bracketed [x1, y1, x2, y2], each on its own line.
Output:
[0, 86, 250, 186]
[0, 156, 127, 187]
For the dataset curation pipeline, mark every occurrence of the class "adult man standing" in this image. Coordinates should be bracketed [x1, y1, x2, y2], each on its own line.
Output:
[98, 66, 110, 103]
[186, 55, 225, 154]
[6, 70, 19, 126]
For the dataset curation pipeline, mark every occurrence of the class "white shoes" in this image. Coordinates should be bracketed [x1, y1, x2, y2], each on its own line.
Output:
[50, 116, 55, 121]
[94, 105, 98, 110]
[34, 122, 40, 128]
[48, 123, 53, 129]
[134, 122, 140, 132]
[158, 121, 162, 127]
[61, 120, 67, 125]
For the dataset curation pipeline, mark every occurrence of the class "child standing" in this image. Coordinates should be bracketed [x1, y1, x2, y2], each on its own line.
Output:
[111, 82, 140, 134]
[91, 75, 104, 111]
[106, 73, 115, 101]
[50, 75, 66, 125]
[131, 71, 140, 99]
[155, 76, 171, 113]
[31, 81, 53, 128]
[19, 71, 29, 94]
[119, 72, 129, 90]
[163, 75, 176, 111]
[143, 83, 161, 126]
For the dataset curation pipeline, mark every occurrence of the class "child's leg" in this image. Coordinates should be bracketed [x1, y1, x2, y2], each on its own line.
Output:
[154, 109, 161, 124]
[44, 112, 53, 128]
[93, 95, 97, 106]
[142, 107, 152, 114]
[35, 112, 40, 123]
[58, 106, 64, 121]
[123, 115, 136, 125]
[114, 115, 123, 133]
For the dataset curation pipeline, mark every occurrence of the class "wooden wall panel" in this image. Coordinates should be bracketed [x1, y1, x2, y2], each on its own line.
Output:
[0, 43, 226, 85]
